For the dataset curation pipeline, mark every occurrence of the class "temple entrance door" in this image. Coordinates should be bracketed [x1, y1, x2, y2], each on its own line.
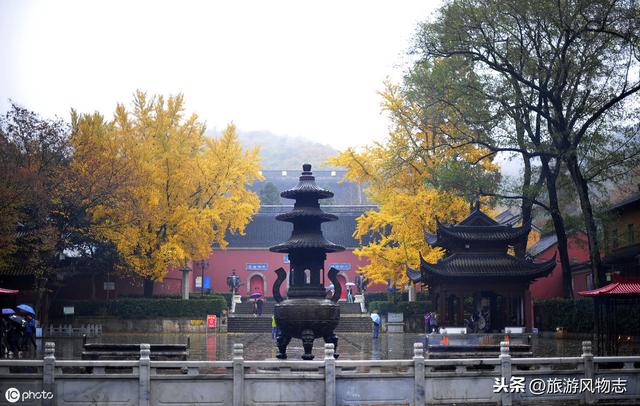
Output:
[249, 274, 264, 297]
[337, 274, 347, 300]
[474, 293, 492, 333]
[493, 294, 507, 332]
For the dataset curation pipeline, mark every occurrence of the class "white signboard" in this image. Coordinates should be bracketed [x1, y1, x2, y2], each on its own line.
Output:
[387, 312, 404, 323]
[195, 276, 202, 288]
[103, 282, 115, 291]
[63, 306, 75, 315]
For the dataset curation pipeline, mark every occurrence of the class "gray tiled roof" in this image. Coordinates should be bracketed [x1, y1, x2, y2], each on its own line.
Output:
[417, 253, 555, 278]
[609, 191, 640, 211]
[223, 205, 377, 249]
[527, 234, 558, 257]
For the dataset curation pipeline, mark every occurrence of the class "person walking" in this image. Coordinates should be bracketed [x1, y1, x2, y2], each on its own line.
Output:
[429, 312, 438, 334]
[347, 287, 353, 303]
[4, 314, 24, 358]
[21, 314, 37, 355]
[424, 311, 431, 334]
[256, 298, 264, 316]
[271, 315, 278, 340]
[371, 311, 381, 339]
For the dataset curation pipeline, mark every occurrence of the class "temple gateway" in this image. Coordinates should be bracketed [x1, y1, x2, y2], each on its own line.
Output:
[407, 205, 555, 333]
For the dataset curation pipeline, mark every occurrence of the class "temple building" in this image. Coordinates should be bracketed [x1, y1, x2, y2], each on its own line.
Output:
[407, 205, 555, 333]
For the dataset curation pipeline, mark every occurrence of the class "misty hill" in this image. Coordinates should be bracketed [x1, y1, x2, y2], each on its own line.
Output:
[237, 130, 339, 170]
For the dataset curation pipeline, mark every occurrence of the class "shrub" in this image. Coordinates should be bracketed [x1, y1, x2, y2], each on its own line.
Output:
[365, 291, 430, 304]
[535, 298, 640, 334]
[50, 296, 227, 319]
[367, 300, 432, 316]
[534, 298, 595, 333]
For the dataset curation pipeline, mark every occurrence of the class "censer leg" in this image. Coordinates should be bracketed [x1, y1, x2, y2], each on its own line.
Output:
[276, 332, 291, 359]
[324, 333, 340, 359]
[301, 329, 315, 360]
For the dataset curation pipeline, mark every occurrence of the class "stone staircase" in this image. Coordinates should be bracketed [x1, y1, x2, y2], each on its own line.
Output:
[227, 315, 372, 333]
[228, 300, 371, 333]
[227, 315, 273, 333]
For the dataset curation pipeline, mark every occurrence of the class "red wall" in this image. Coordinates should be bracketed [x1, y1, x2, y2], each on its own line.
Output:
[529, 232, 590, 300]
[55, 248, 385, 300]
[182, 249, 374, 298]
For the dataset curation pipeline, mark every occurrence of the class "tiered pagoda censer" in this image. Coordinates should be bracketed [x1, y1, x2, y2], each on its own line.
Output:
[270, 164, 344, 360]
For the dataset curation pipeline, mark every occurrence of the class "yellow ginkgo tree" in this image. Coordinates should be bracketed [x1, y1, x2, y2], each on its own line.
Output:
[329, 78, 499, 290]
[69, 92, 261, 289]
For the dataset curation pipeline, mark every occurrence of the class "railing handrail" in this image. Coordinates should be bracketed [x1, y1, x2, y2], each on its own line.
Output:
[2, 340, 639, 406]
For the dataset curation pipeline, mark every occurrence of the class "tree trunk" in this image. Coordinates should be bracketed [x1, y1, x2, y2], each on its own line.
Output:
[541, 157, 574, 298]
[143, 278, 155, 297]
[34, 276, 50, 326]
[515, 152, 533, 258]
[565, 154, 605, 288]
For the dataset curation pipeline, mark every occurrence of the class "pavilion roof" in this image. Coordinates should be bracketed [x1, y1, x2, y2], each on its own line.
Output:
[578, 275, 640, 297]
[425, 208, 530, 248]
[408, 253, 555, 281]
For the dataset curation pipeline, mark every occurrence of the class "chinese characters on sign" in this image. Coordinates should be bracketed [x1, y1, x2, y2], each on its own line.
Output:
[246, 263, 268, 271]
[329, 263, 351, 271]
[493, 377, 627, 395]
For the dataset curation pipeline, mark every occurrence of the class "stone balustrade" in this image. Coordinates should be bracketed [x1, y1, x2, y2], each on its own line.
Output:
[45, 323, 103, 337]
[0, 341, 638, 405]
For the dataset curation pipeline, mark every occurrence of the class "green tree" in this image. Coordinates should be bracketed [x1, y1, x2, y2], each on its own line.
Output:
[0, 103, 71, 315]
[415, 0, 640, 290]
[259, 182, 281, 205]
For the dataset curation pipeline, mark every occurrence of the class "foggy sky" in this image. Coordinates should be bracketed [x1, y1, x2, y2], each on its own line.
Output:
[0, 0, 442, 151]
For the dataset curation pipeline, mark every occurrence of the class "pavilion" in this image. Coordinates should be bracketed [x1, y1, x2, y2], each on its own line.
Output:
[407, 206, 555, 333]
[579, 275, 640, 355]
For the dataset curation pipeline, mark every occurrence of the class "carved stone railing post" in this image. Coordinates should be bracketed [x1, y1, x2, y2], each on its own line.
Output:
[139, 344, 151, 406]
[413, 342, 425, 405]
[43, 342, 55, 406]
[582, 341, 595, 405]
[325, 343, 336, 406]
[499, 341, 512, 406]
[233, 343, 244, 406]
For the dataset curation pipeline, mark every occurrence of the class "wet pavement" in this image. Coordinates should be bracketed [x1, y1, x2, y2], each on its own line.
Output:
[39, 333, 640, 360]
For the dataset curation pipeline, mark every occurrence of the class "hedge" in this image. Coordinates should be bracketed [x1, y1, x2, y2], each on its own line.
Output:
[364, 291, 430, 304]
[50, 296, 227, 319]
[534, 298, 640, 334]
[534, 298, 594, 333]
[367, 300, 433, 316]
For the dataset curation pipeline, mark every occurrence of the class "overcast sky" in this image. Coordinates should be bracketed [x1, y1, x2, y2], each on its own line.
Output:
[0, 0, 443, 150]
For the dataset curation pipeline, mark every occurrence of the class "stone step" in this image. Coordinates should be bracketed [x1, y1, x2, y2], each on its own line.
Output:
[227, 316, 372, 333]
[233, 301, 363, 315]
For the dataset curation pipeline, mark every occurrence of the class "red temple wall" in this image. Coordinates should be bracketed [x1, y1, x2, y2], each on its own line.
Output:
[55, 248, 385, 300]
[529, 232, 590, 300]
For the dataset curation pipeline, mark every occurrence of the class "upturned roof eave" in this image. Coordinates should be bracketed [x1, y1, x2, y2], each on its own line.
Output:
[416, 253, 556, 279]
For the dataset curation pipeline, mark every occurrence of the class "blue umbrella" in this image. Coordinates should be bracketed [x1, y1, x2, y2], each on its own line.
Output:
[16, 304, 35, 315]
[2, 308, 15, 315]
[370, 313, 381, 324]
[250, 292, 262, 299]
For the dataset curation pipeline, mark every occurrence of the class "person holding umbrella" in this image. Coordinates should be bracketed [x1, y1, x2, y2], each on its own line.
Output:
[346, 282, 356, 303]
[256, 297, 264, 316]
[249, 292, 262, 317]
[370, 310, 381, 339]
[0, 308, 14, 357]
[3, 308, 25, 358]
[17, 304, 36, 355]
